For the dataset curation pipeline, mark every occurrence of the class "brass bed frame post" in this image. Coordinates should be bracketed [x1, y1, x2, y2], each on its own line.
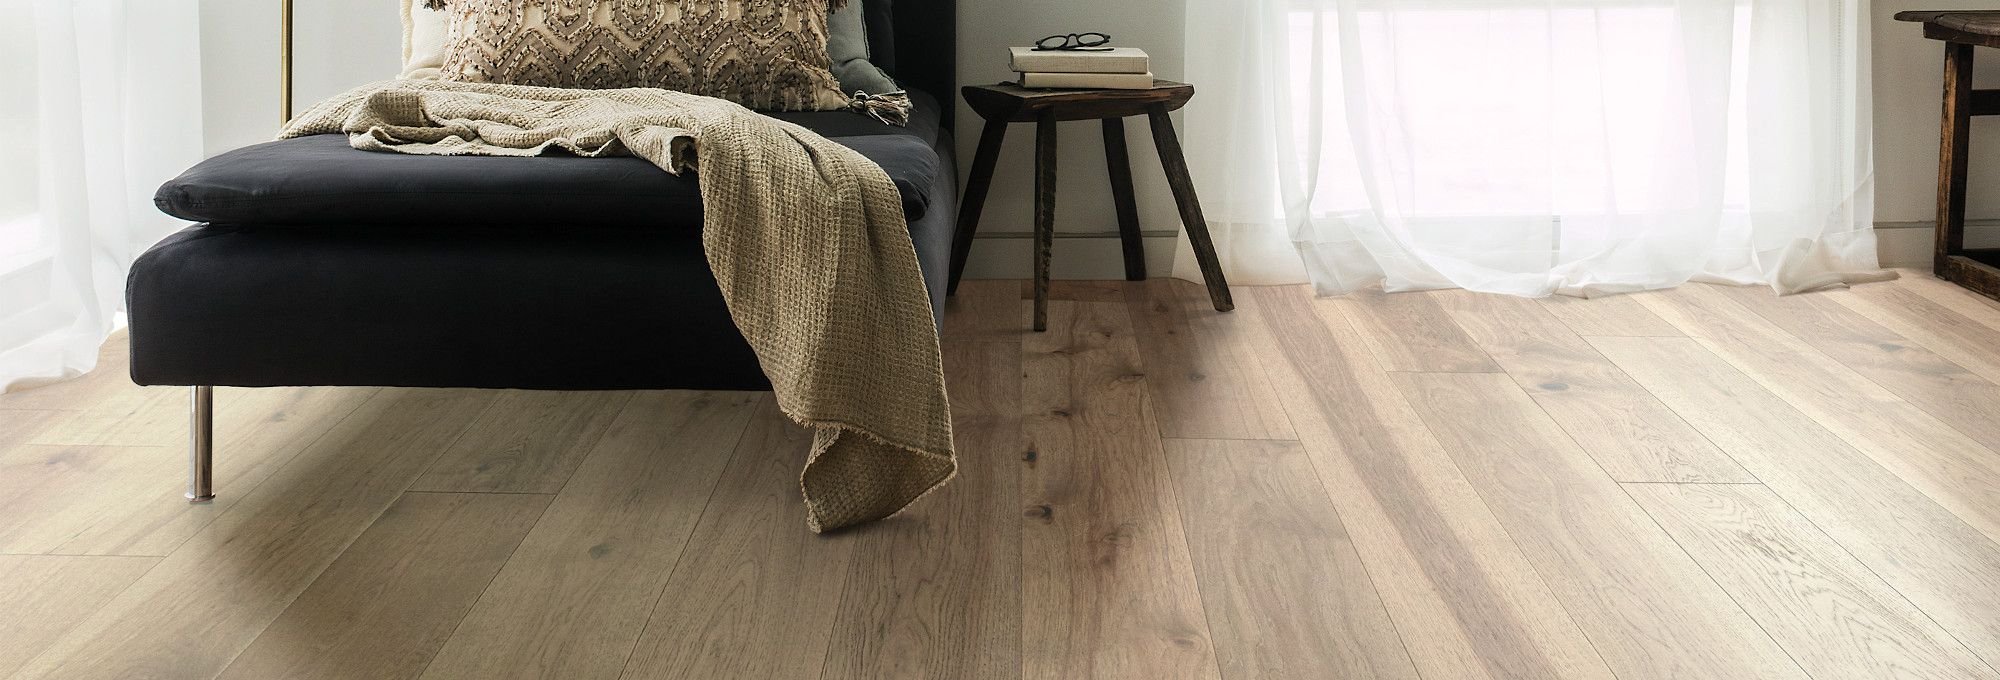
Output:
[280, 0, 294, 124]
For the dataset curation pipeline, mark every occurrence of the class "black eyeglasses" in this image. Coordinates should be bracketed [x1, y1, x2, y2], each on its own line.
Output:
[1033, 32, 1112, 51]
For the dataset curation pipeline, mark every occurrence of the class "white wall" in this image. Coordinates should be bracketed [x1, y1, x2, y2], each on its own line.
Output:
[951, 0, 1190, 279]
[1873, 1, 2000, 264]
[199, 0, 399, 156]
[195, 0, 1989, 273]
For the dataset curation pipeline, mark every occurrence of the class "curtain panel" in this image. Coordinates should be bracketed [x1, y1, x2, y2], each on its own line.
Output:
[0, 0, 203, 392]
[1178, 0, 1886, 297]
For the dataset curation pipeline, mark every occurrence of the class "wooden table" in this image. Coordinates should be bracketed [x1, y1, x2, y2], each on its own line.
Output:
[1899, 11, 2000, 298]
[949, 80, 1232, 331]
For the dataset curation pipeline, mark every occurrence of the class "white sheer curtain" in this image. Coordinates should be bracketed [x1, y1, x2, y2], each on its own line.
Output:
[1177, 0, 1886, 297]
[0, 0, 203, 392]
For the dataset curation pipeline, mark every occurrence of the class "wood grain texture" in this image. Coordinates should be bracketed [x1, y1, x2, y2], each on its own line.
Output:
[18, 282, 2000, 678]
[0, 409, 67, 447]
[10, 388, 497, 680]
[1334, 290, 1500, 373]
[21, 385, 181, 448]
[942, 279, 1028, 343]
[1838, 278, 2000, 386]
[1593, 336, 2000, 666]
[1640, 285, 2000, 545]
[1717, 284, 2000, 456]
[1536, 293, 1682, 337]
[0, 387, 379, 556]
[1165, 438, 1419, 680]
[1628, 483, 2000, 680]
[218, 492, 549, 680]
[1125, 280, 1295, 440]
[821, 340, 1023, 680]
[1249, 286, 1615, 680]
[0, 555, 156, 678]
[618, 396, 850, 680]
[1021, 300, 1219, 680]
[1435, 290, 1749, 483]
[412, 389, 632, 494]
[418, 391, 758, 680]
[1395, 372, 1802, 680]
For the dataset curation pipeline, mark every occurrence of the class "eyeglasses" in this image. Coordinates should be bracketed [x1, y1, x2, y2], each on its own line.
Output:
[1033, 32, 1113, 51]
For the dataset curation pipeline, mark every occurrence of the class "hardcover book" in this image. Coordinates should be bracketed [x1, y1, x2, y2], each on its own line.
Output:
[1007, 46, 1151, 74]
[1017, 71, 1157, 89]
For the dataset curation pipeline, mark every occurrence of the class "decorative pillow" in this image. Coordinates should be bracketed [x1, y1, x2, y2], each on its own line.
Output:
[437, 0, 852, 112]
[400, 0, 449, 78]
[826, 0, 899, 95]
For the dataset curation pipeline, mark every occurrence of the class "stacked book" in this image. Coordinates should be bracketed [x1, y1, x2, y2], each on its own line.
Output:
[1009, 46, 1153, 90]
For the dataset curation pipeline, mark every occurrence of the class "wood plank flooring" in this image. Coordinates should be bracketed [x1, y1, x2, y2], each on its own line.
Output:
[6, 270, 2000, 679]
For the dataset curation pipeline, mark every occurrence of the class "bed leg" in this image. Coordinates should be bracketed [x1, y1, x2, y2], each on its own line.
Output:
[188, 386, 215, 503]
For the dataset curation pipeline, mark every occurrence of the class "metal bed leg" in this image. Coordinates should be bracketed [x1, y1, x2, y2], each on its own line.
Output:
[188, 386, 214, 503]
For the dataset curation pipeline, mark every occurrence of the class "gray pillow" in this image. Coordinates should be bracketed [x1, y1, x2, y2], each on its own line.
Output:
[828, 1, 900, 95]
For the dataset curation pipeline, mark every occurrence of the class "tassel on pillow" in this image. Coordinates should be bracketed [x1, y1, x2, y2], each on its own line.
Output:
[847, 90, 912, 127]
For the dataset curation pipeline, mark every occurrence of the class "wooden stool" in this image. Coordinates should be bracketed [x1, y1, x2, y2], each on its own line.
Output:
[948, 80, 1233, 331]
[1900, 11, 2000, 298]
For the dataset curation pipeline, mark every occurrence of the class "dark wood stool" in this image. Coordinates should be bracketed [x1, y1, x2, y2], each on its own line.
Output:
[948, 80, 1233, 331]
[1900, 11, 2000, 298]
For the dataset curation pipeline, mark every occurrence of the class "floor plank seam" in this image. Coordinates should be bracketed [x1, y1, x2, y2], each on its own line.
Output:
[1243, 291, 1428, 679]
[1156, 449, 1230, 680]
[1662, 291, 2000, 558]
[1749, 464, 2000, 677]
[1470, 357, 1800, 679]
[1615, 478, 1816, 679]
[145, 388, 388, 560]
[410, 490, 561, 680]
[1569, 335, 1766, 486]
[1285, 286, 1594, 679]
[1613, 481, 1766, 486]
[608, 395, 765, 680]
[220, 392, 505, 680]
[1394, 377, 1625, 679]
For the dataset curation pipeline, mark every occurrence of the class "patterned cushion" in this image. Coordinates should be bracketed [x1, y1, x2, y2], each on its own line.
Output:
[438, 0, 852, 112]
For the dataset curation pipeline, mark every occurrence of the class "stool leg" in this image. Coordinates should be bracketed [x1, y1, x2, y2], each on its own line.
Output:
[1937, 42, 1975, 277]
[1146, 104, 1233, 312]
[949, 118, 1009, 295]
[1102, 117, 1147, 281]
[188, 386, 214, 503]
[1034, 110, 1058, 332]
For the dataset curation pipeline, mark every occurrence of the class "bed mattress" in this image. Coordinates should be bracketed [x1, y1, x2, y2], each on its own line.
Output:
[153, 89, 949, 231]
[127, 91, 957, 392]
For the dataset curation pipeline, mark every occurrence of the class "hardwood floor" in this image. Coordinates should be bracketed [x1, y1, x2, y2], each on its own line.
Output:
[5, 271, 2000, 679]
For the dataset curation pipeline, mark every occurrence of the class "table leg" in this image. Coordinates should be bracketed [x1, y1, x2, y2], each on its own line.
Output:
[1034, 110, 1058, 332]
[1146, 104, 1234, 312]
[949, 118, 1009, 295]
[1102, 117, 1147, 281]
[1938, 42, 1975, 276]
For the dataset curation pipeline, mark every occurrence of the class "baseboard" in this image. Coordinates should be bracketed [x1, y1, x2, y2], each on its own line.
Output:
[1876, 220, 2000, 268]
[960, 234, 1179, 280]
[961, 224, 1990, 279]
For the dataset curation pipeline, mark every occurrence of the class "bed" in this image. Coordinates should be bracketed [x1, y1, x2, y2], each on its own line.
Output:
[126, 0, 957, 500]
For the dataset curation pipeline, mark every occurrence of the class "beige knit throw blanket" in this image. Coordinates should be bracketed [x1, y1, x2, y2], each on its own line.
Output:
[281, 80, 954, 533]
